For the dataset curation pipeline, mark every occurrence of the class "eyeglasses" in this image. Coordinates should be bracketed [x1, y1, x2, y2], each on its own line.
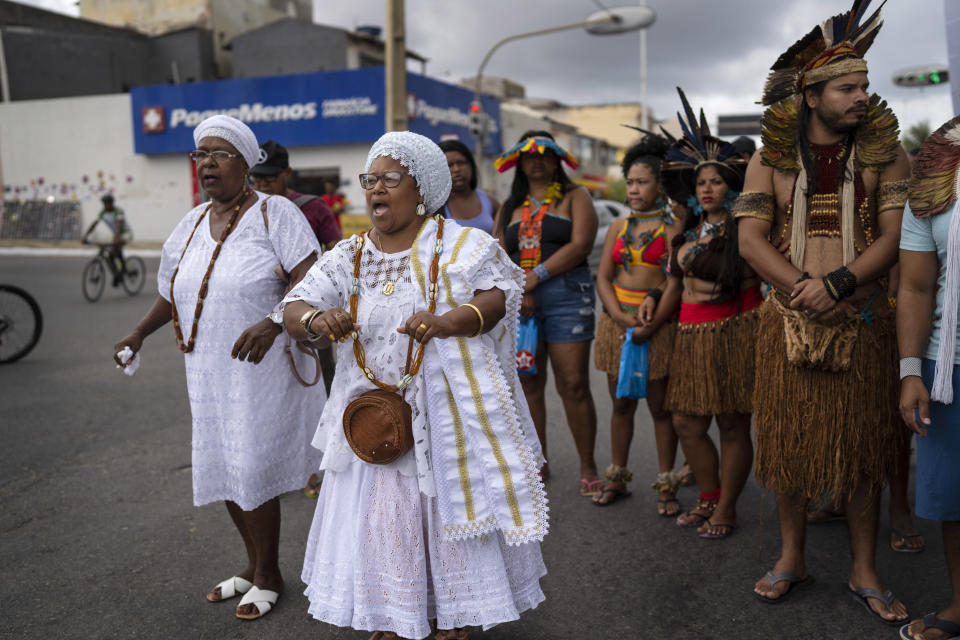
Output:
[358, 171, 404, 190]
[189, 150, 241, 163]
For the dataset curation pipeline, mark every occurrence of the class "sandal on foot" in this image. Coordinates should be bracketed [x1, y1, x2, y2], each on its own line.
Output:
[676, 498, 716, 528]
[753, 571, 810, 604]
[236, 586, 280, 620]
[847, 586, 908, 627]
[206, 575, 252, 602]
[900, 613, 960, 640]
[698, 519, 736, 540]
[580, 477, 603, 497]
[651, 471, 680, 517]
[890, 528, 926, 553]
[593, 481, 631, 506]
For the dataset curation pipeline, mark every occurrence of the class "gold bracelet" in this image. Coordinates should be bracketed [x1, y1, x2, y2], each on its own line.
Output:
[461, 303, 484, 338]
[299, 308, 323, 340]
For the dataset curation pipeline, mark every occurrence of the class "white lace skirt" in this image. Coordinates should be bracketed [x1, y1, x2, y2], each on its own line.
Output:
[301, 460, 547, 639]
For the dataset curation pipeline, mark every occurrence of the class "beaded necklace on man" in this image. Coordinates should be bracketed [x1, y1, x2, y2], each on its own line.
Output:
[518, 181, 562, 271]
[170, 188, 251, 353]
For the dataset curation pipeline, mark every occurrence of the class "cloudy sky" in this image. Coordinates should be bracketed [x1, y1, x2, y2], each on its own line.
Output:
[22, 0, 955, 133]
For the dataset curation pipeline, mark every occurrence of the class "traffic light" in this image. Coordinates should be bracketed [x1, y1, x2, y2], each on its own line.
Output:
[893, 66, 949, 87]
[469, 101, 484, 139]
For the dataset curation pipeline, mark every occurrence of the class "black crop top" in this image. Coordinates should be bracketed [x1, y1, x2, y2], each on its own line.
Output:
[504, 214, 588, 270]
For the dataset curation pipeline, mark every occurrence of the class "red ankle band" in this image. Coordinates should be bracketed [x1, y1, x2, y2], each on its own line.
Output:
[700, 487, 721, 501]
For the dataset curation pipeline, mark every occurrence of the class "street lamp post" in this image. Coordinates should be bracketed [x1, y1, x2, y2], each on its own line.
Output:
[471, 6, 655, 165]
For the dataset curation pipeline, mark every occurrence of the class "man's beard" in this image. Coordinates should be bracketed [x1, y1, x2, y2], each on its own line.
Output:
[818, 105, 866, 133]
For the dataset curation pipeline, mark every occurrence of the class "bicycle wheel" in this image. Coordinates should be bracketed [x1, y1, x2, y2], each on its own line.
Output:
[121, 256, 147, 296]
[82, 257, 106, 302]
[0, 284, 43, 364]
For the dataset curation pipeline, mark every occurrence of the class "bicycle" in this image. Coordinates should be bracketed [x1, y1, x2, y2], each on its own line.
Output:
[82, 244, 146, 302]
[0, 284, 43, 363]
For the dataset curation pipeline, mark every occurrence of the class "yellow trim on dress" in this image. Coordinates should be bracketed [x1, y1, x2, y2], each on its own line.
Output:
[442, 371, 476, 521]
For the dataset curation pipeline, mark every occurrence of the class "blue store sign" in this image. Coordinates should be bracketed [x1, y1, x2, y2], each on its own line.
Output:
[131, 67, 501, 155]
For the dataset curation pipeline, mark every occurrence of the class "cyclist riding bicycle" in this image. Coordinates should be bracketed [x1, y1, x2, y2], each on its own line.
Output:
[81, 194, 132, 285]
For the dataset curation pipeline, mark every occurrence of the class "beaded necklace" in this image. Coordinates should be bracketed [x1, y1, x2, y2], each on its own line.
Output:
[680, 218, 724, 270]
[170, 189, 250, 353]
[620, 208, 669, 271]
[349, 216, 444, 392]
[518, 181, 562, 271]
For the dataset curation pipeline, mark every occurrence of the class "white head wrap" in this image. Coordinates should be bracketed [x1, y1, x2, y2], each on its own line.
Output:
[364, 131, 452, 214]
[193, 115, 261, 169]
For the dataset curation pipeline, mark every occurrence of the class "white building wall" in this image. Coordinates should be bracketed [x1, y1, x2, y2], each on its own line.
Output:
[0, 94, 193, 243]
[0, 93, 374, 243]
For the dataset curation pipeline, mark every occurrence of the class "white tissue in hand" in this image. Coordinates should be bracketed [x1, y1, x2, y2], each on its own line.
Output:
[116, 346, 140, 376]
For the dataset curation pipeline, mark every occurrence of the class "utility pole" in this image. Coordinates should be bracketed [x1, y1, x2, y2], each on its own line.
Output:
[384, 0, 407, 132]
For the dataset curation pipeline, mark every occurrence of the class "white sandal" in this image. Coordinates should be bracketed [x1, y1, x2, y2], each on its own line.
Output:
[236, 585, 279, 620]
[206, 575, 252, 602]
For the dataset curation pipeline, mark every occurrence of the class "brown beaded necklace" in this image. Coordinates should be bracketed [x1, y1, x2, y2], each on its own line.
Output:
[349, 216, 444, 392]
[170, 189, 251, 353]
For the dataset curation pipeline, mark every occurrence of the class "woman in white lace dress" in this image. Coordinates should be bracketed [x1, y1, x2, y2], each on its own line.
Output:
[114, 115, 325, 621]
[283, 131, 548, 640]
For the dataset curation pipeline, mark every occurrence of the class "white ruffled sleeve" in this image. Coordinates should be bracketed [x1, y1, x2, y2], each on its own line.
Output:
[281, 237, 355, 312]
[447, 228, 524, 300]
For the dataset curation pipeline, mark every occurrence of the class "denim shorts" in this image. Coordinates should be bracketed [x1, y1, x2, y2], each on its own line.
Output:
[917, 359, 960, 521]
[531, 266, 596, 343]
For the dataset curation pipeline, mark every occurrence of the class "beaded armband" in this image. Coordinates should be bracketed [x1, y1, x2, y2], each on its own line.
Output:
[732, 191, 775, 223]
[877, 179, 909, 212]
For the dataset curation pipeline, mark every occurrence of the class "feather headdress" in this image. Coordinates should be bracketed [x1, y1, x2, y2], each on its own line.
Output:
[761, 0, 885, 106]
[910, 115, 960, 219]
[653, 88, 746, 205]
[494, 136, 578, 173]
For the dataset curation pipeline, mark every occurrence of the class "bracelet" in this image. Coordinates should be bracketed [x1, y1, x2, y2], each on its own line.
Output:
[647, 288, 663, 304]
[533, 263, 551, 283]
[899, 356, 922, 380]
[822, 266, 857, 301]
[461, 303, 484, 338]
[299, 308, 323, 341]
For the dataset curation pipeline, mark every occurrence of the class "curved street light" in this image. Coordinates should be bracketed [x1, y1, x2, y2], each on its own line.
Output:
[471, 6, 656, 161]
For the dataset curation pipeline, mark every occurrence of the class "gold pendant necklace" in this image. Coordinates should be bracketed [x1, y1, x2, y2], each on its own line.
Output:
[372, 229, 402, 296]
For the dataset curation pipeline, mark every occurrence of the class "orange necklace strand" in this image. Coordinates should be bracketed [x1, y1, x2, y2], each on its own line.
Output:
[349, 216, 444, 392]
[170, 189, 250, 353]
[518, 181, 561, 271]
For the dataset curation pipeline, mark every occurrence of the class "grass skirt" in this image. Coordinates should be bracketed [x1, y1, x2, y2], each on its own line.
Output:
[752, 296, 906, 499]
[594, 311, 675, 381]
[663, 307, 759, 416]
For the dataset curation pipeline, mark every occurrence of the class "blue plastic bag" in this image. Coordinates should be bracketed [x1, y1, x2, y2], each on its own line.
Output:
[516, 316, 539, 375]
[615, 328, 648, 399]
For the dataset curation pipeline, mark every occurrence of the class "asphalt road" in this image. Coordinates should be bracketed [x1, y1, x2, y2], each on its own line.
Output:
[0, 254, 947, 640]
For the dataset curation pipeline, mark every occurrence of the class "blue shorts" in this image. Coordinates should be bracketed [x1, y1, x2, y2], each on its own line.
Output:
[531, 266, 595, 343]
[917, 359, 960, 521]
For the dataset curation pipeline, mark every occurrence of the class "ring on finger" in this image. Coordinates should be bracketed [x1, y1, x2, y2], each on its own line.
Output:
[418, 323, 428, 330]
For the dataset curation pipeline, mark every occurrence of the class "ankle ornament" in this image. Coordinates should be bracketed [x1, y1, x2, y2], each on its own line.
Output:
[651, 471, 678, 494]
[604, 463, 633, 484]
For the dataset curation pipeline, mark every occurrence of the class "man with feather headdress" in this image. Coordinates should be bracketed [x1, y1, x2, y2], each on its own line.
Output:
[736, 0, 911, 624]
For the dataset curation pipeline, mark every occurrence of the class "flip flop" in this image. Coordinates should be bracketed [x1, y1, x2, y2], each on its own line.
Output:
[236, 585, 280, 620]
[593, 482, 632, 507]
[206, 575, 253, 602]
[899, 613, 960, 639]
[754, 571, 810, 604]
[890, 528, 926, 553]
[698, 519, 736, 540]
[847, 585, 908, 627]
[580, 478, 603, 497]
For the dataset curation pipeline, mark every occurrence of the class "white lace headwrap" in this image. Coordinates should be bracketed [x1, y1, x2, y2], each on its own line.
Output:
[365, 131, 452, 214]
[193, 115, 261, 169]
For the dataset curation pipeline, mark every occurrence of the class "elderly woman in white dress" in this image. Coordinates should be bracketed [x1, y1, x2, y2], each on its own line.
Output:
[114, 115, 325, 621]
[282, 131, 548, 640]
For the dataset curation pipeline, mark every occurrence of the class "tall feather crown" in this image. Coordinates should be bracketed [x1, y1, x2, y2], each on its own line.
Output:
[761, 0, 885, 106]
[656, 87, 745, 204]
